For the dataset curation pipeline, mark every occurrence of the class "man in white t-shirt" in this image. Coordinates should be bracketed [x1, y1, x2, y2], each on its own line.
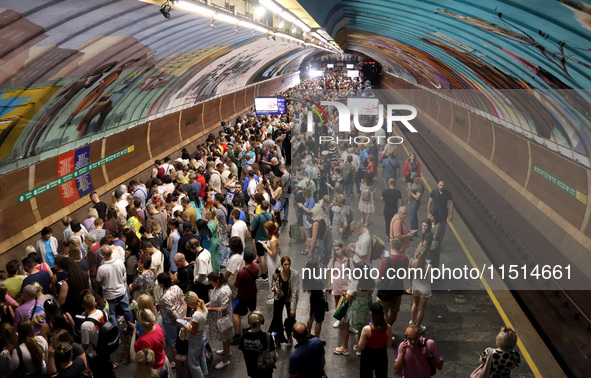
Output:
[188, 238, 213, 303]
[95, 245, 133, 330]
[81, 293, 116, 377]
[229, 209, 249, 248]
[142, 240, 164, 275]
[349, 221, 372, 266]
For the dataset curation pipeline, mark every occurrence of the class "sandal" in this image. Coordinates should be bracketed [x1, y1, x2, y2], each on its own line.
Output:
[333, 347, 350, 356]
[300, 251, 308, 255]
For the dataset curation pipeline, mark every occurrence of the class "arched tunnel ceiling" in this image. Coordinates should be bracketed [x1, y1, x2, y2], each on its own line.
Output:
[0, 0, 316, 172]
[298, 0, 591, 157]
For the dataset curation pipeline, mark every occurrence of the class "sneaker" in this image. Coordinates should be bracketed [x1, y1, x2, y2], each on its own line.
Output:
[257, 274, 269, 282]
[349, 327, 358, 334]
[419, 325, 427, 333]
[230, 335, 241, 346]
[216, 350, 232, 356]
[215, 361, 230, 369]
[266, 299, 274, 305]
[409, 320, 415, 325]
[333, 320, 341, 328]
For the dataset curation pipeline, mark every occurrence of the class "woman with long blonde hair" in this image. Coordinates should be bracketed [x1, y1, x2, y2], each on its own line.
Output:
[409, 245, 431, 333]
[179, 291, 209, 378]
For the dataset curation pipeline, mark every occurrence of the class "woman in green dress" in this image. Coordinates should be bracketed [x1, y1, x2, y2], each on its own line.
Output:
[333, 262, 374, 356]
[205, 208, 221, 271]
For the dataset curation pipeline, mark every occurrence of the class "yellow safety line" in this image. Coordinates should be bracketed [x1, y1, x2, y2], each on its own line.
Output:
[393, 129, 542, 377]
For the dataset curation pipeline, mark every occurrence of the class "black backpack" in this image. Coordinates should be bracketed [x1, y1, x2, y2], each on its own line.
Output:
[86, 310, 119, 356]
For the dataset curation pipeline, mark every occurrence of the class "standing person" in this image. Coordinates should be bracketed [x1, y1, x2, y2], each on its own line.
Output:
[390, 206, 414, 255]
[171, 253, 194, 294]
[333, 262, 374, 356]
[403, 153, 421, 190]
[305, 205, 328, 261]
[356, 303, 393, 378]
[381, 178, 403, 238]
[394, 324, 443, 376]
[4, 260, 25, 298]
[327, 242, 355, 329]
[239, 310, 276, 378]
[250, 201, 273, 282]
[167, 219, 181, 273]
[36, 227, 58, 270]
[304, 259, 326, 339]
[376, 238, 408, 327]
[407, 173, 424, 232]
[134, 349, 160, 378]
[95, 245, 133, 331]
[428, 212, 442, 269]
[230, 252, 259, 346]
[427, 179, 453, 242]
[206, 272, 233, 369]
[409, 246, 432, 333]
[268, 256, 299, 345]
[224, 237, 245, 299]
[130, 254, 155, 300]
[358, 172, 375, 226]
[179, 292, 209, 378]
[80, 294, 116, 378]
[279, 165, 291, 222]
[341, 155, 355, 205]
[10, 319, 47, 376]
[156, 273, 185, 356]
[472, 327, 521, 377]
[133, 309, 165, 371]
[289, 322, 326, 378]
[381, 151, 400, 188]
[229, 209, 248, 248]
[348, 221, 372, 266]
[261, 221, 281, 305]
[214, 193, 230, 267]
[204, 209, 221, 271]
[90, 191, 108, 221]
[188, 238, 213, 303]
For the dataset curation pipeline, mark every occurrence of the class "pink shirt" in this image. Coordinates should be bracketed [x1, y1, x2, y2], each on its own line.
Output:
[396, 337, 440, 378]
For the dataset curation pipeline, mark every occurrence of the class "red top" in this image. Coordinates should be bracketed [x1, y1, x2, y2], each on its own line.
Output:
[134, 324, 165, 369]
[403, 160, 421, 179]
[234, 262, 259, 301]
[365, 324, 388, 349]
[197, 176, 207, 198]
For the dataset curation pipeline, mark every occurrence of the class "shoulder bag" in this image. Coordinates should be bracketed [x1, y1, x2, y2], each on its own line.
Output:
[470, 347, 494, 378]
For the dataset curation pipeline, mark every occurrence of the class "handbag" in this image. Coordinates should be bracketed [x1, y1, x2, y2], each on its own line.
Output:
[470, 347, 494, 378]
[360, 188, 371, 202]
[333, 296, 349, 321]
[257, 333, 277, 371]
[217, 311, 233, 333]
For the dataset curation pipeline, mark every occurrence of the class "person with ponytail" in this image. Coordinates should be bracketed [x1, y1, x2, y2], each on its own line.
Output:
[179, 291, 209, 378]
[356, 302, 393, 378]
[10, 319, 47, 376]
[134, 348, 161, 378]
[53, 341, 86, 378]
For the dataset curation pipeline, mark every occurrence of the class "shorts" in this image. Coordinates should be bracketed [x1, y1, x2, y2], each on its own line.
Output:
[255, 242, 266, 257]
[233, 297, 257, 316]
[377, 295, 402, 314]
[412, 280, 432, 299]
[309, 299, 326, 323]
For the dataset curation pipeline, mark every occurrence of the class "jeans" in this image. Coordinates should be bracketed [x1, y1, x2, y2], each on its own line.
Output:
[162, 321, 178, 349]
[280, 197, 289, 221]
[343, 182, 353, 205]
[409, 202, 420, 231]
[106, 292, 133, 331]
[188, 332, 208, 378]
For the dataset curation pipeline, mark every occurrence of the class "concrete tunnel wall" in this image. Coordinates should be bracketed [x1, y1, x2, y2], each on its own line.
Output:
[0, 72, 299, 268]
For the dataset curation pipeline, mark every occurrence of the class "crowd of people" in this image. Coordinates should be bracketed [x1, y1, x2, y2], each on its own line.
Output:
[0, 68, 521, 378]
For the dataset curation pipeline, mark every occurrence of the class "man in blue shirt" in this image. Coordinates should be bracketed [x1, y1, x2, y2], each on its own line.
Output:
[289, 322, 325, 378]
[381, 151, 400, 188]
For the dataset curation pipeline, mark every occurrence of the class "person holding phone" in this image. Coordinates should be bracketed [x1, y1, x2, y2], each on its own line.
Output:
[389, 206, 414, 254]
[394, 324, 443, 376]
[178, 291, 209, 378]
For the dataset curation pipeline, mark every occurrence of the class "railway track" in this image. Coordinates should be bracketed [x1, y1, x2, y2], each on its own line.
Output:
[377, 91, 591, 377]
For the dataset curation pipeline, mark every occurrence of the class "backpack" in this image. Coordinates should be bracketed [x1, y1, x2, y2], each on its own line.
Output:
[86, 310, 119, 356]
[369, 233, 386, 261]
[342, 163, 353, 184]
[257, 333, 277, 371]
